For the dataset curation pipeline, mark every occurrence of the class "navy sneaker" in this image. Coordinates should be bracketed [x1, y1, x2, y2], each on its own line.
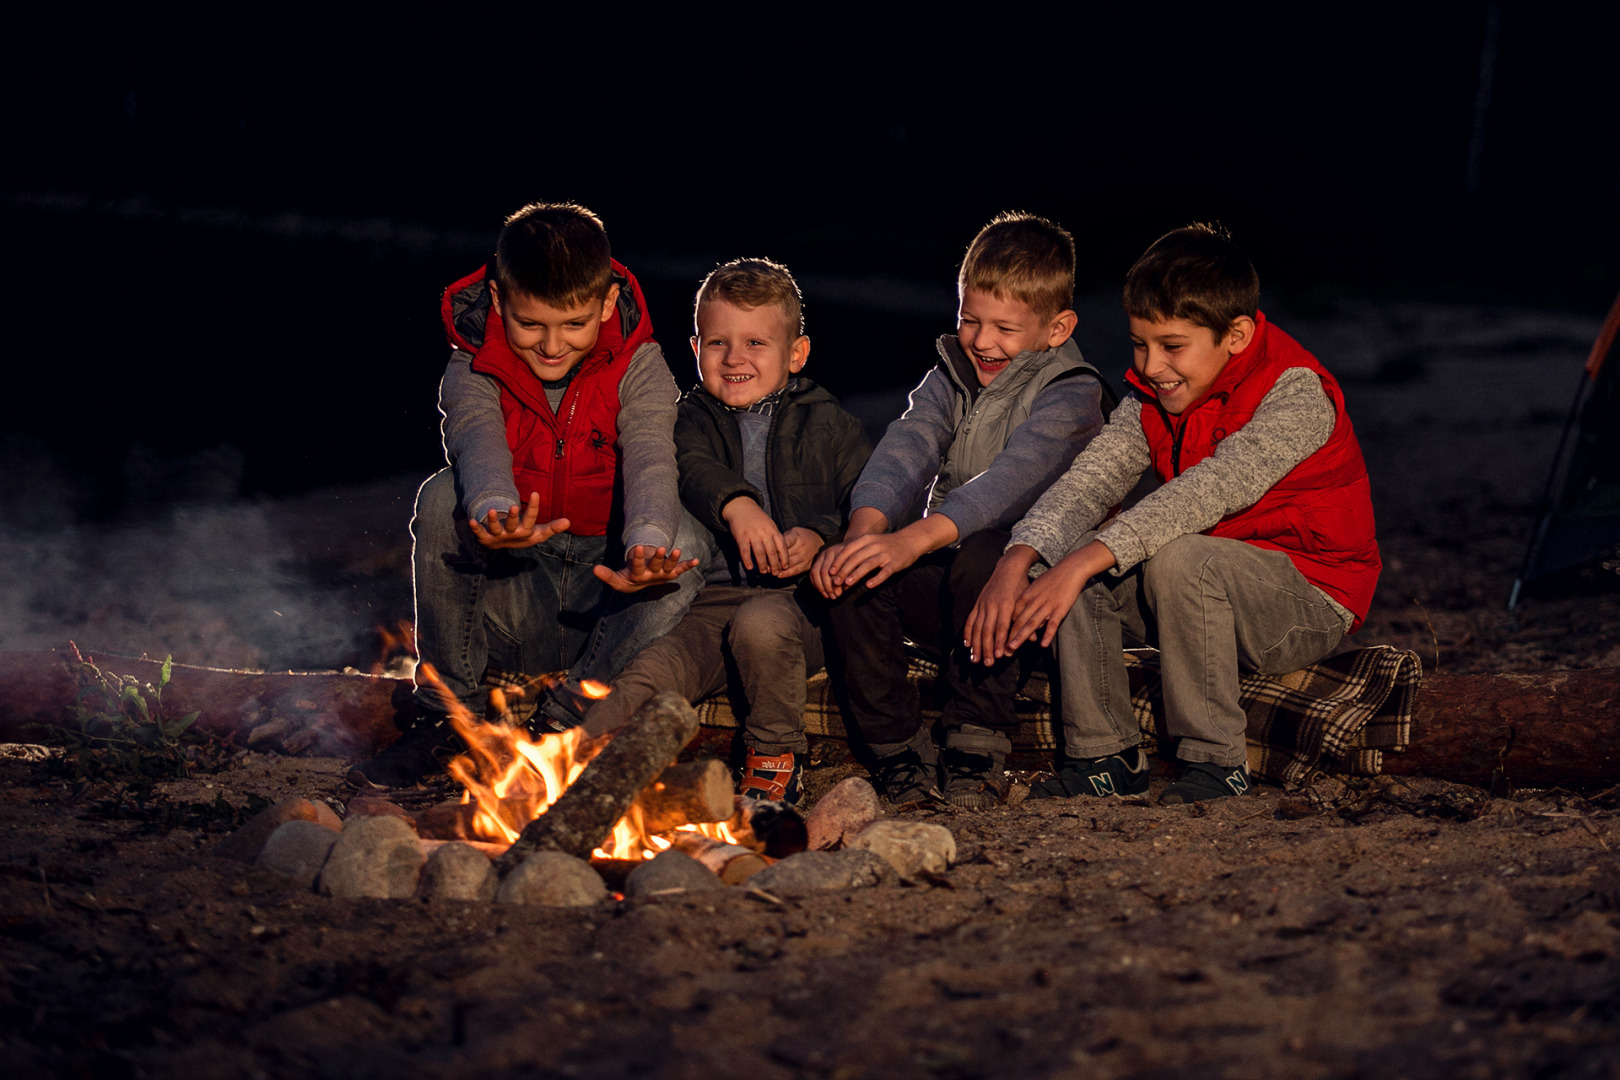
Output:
[1029, 747, 1150, 800]
[1161, 761, 1251, 804]
[347, 715, 464, 789]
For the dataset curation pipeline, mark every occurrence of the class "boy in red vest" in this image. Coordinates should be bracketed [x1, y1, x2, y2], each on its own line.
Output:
[350, 202, 702, 789]
[967, 224, 1380, 803]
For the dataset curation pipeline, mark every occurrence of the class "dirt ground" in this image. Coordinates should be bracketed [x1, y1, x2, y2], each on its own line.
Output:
[3, 299, 1619, 1078]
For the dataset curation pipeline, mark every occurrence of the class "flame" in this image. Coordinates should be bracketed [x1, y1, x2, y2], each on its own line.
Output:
[420, 665, 739, 859]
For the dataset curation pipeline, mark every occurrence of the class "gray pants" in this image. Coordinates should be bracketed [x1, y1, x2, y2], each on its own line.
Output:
[580, 585, 824, 754]
[1056, 533, 1347, 768]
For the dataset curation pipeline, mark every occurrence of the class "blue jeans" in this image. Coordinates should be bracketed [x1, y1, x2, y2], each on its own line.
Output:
[410, 468, 705, 716]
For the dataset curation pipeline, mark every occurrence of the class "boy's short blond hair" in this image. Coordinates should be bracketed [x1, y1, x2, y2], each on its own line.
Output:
[493, 202, 614, 308]
[1123, 223, 1260, 338]
[694, 257, 805, 336]
[958, 211, 1076, 322]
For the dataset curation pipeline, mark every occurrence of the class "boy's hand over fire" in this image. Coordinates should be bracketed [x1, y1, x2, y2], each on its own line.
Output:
[469, 493, 569, 550]
[595, 545, 701, 593]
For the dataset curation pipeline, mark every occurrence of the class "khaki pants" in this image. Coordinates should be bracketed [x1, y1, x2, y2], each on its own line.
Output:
[1055, 533, 1347, 768]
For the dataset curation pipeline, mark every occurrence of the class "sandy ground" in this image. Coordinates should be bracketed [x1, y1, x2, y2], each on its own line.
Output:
[3, 299, 1619, 1078]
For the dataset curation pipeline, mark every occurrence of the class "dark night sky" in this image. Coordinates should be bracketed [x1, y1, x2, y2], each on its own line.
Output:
[3, 5, 1616, 505]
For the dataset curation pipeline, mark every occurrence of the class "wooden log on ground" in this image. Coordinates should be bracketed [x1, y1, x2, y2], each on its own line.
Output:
[634, 759, 735, 832]
[6, 648, 1620, 790]
[668, 833, 769, 884]
[0, 648, 411, 758]
[1382, 668, 1620, 789]
[495, 692, 699, 872]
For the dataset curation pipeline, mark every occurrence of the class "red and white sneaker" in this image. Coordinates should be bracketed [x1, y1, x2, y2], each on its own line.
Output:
[739, 748, 803, 805]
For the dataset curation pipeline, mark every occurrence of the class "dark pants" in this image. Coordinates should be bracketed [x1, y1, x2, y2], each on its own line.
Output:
[825, 529, 1019, 748]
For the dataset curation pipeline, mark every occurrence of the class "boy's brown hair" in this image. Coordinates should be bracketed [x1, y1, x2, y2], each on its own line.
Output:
[1123, 223, 1260, 338]
[694, 257, 805, 336]
[958, 211, 1076, 322]
[493, 202, 614, 307]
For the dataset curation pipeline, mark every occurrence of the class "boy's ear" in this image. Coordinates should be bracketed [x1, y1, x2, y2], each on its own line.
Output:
[598, 282, 622, 323]
[1045, 309, 1079, 350]
[487, 279, 502, 317]
[790, 335, 811, 372]
[1224, 315, 1257, 355]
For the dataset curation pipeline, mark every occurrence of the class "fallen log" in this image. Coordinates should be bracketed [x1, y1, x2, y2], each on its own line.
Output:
[1380, 667, 1620, 789]
[0, 648, 409, 757]
[494, 692, 698, 872]
[5, 649, 1620, 790]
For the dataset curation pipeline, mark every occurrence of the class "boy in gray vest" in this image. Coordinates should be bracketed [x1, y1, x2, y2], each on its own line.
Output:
[811, 212, 1110, 809]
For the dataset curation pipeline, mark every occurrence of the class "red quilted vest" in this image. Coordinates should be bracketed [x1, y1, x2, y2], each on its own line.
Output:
[439, 260, 654, 536]
[1126, 313, 1380, 630]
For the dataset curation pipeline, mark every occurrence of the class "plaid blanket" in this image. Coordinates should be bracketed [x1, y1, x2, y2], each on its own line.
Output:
[692, 644, 1423, 790]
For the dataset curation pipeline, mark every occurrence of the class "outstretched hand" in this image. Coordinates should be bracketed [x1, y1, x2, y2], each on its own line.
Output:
[1003, 540, 1119, 651]
[594, 544, 701, 594]
[469, 493, 569, 550]
[964, 547, 1039, 666]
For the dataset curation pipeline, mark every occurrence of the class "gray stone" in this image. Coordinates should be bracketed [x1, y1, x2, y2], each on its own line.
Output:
[318, 814, 425, 899]
[255, 820, 339, 889]
[624, 849, 725, 899]
[417, 842, 498, 902]
[214, 798, 341, 863]
[850, 820, 956, 879]
[746, 849, 898, 896]
[804, 776, 884, 851]
[495, 851, 609, 907]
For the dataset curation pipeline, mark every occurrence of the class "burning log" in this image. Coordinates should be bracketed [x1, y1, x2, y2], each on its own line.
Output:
[727, 797, 809, 859]
[495, 692, 699, 872]
[633, 759, 735, 832]
[667, 833, 769, 884]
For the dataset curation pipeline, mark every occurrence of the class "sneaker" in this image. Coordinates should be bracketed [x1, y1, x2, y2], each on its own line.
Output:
[347, 715, 465, 789]
[871, 748, 943, 806]
[1028, 747, 1150, 800]
[1161, 761, 1251, 804]
[942, 748, 1008, 810]
[738, 748, 803, 805]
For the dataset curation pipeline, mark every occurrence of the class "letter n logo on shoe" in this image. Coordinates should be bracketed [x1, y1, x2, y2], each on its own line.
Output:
[1090, 774, 1117, 797]
[1227, 771, 1250, 796]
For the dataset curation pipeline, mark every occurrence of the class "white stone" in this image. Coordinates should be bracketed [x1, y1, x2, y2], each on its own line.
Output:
[318, 814, 424, 899]
[746, 849, 897, 896]
[850, 820, 956, 879]
[624, 849, 725, 899]
[495, 851, 609, 907]
[255, 820, 338, 889]
[417, 842, 498, 902]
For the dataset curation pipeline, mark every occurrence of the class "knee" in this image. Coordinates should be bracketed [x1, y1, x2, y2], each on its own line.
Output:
[728, 594, 801, 655]
[1142, 535, 1218, 595]
[412, 469, 462, 544]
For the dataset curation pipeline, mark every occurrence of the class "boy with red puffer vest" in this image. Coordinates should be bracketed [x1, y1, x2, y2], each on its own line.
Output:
[968, 224, 1380, 804]
[349, 202, 704, 789]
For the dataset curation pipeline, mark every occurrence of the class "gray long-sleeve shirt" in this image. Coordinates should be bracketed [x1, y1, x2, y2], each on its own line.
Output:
[852, 338, 1106, 539]
[439, 341, 683, 551]
[1011, 367, 1349, 625]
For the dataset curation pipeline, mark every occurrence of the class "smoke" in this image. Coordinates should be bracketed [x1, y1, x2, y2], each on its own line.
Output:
[0, 439, 418, 672]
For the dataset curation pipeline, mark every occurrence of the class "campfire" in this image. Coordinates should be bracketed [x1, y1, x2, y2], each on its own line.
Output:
[424, 666, 742, 861]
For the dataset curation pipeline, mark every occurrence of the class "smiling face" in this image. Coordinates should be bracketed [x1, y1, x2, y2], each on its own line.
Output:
[956, 288, 1075, 388]
[489, 280, 620, 383]
[1128, 314, 1254, 415]
[692, 299, 809, 407]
